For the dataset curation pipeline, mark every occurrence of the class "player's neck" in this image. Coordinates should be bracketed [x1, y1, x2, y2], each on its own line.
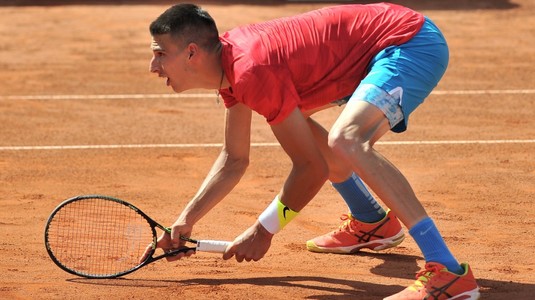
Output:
[214, 44, 228, 90]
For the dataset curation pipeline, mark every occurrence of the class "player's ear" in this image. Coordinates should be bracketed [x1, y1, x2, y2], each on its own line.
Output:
[186, 43, 199, 60]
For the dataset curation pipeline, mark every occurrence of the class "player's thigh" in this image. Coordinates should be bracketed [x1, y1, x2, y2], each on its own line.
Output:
[330, 99, 390, 148]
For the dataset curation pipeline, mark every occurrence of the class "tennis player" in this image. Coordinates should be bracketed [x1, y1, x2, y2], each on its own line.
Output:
[145, 3, 480, 299]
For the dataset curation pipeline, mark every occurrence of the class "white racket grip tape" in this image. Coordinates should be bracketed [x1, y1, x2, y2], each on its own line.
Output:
[196, 240, 231, 253]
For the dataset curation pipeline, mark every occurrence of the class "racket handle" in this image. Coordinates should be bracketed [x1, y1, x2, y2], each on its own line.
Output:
[196, 240, 231, 253]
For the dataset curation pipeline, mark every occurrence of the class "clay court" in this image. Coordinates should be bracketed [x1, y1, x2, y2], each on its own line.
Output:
[0, 0, 534, 299]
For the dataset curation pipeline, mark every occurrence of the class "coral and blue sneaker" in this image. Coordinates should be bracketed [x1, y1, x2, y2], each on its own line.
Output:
[384, 262, 480, 300]
[306, 210, 405, 254]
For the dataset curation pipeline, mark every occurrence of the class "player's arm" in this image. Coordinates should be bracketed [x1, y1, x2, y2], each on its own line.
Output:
[166, 103, 253, 252]
[269, 107, 329, 212]
[223, 107, 329, 262]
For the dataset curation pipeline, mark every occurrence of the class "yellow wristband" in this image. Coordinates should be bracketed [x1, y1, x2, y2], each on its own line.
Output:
[258, 195, 299, 234]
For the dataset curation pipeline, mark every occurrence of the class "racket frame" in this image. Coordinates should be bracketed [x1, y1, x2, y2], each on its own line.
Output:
[44, 194, 202, 279]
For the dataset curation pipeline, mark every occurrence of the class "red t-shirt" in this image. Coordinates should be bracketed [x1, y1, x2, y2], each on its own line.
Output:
[219, 3, 424, 125]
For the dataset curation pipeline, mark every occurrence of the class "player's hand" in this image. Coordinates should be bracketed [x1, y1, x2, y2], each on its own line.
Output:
[139, 222, 195, 263]
[223, 220, 273, 262]
[165, 220, 196, 262]
[139, 231, 170, 263]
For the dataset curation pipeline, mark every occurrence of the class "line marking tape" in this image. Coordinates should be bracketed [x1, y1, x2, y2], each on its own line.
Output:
[1, 140, 534, 151]
[1, 89, 534, 101]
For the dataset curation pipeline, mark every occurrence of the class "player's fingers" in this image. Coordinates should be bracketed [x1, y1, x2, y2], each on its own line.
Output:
[170, 227, 181, 249]
[184, 249, 195, 257]
[238, 251, 261, 263]
[235, 253, 245, 263]
[232, 248, 248, 263]
[139, 244, 153, 263]
[222, 244, 236, 260]
[165, 251, 184, 262]
[165, 248, 195, 262]
[251, 248, 266, 262]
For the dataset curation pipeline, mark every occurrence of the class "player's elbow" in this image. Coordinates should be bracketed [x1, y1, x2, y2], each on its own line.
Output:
[237, 157, 250, 174]
[227, 156, 250, 176]
[220, 146, 250, 174]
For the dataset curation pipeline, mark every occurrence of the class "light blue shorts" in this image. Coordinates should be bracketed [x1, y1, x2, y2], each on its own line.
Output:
[348, 17, 449, 133]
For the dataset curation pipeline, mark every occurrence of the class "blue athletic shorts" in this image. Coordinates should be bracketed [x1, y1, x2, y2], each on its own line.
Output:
[348, 17, 449, 133]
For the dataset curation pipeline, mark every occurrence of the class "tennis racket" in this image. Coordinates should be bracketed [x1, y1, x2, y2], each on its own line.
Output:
[44, 194, 231, 279]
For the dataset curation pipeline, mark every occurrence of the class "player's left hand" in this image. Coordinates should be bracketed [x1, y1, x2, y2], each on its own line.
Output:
[223, 220, 274, 262]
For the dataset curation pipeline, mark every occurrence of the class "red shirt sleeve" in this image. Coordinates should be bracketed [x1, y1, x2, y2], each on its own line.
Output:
[221, 64, 299, 125]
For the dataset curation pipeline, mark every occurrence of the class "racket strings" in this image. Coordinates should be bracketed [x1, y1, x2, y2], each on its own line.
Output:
[46, 198, 153, 277]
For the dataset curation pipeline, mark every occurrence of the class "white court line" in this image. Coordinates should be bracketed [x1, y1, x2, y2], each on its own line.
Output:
[1, 140, 534, 151]
[1, 90, 532, 151]
[1, 89, 534, 100]
[431, 89, 535, 95]
[0, 93, 211, 100]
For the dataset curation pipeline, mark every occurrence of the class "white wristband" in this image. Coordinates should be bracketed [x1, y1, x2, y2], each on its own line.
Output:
[258, 195, 299, 234]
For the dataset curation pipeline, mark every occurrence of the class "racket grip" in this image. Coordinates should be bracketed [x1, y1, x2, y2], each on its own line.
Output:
[196, 240, 231, 253]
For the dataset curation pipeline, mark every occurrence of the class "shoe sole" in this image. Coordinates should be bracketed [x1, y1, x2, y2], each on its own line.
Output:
[448, 288, 481, 300]
[307, 229, 405, 254]
[383, 288, 480, 300]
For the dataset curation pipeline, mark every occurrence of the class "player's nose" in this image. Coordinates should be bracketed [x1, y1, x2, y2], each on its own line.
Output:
[149, 56, 160, 74]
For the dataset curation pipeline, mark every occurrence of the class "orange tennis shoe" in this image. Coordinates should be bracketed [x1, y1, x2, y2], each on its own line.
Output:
[306, 210, 405, 254]
[384, 262, 480, 300]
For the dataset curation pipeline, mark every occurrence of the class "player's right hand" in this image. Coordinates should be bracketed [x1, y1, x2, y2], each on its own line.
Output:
[139, 223, 195, 263]
[165, 220, 195, 261]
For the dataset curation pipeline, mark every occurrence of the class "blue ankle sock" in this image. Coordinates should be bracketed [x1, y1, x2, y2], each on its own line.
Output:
[410, 217, 464, 275]
[331, 173, 386, 223]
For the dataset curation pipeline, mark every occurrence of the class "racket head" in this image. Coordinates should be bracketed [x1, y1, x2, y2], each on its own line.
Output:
[44, 195, 158, 278]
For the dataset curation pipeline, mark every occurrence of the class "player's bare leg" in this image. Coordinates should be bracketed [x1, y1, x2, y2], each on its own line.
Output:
[304, 116, 405, 254]
[330, 99, 478, 299]
[328, 100, 427, 227]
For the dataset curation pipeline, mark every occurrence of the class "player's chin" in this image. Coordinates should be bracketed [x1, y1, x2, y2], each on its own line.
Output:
[170, 84, 185, 94]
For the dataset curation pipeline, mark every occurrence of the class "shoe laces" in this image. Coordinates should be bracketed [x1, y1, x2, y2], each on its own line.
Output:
[337, 214, 357, 232]
[412, 263, 443, 289]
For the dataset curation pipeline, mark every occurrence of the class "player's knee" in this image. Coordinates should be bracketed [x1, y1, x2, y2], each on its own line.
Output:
[328, 129, 371, 162]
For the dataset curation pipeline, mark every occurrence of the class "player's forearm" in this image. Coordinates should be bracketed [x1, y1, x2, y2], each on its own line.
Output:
[179, 152, 249, 225]
[258, 160, 328, 235]
[280, 160, 329, 211]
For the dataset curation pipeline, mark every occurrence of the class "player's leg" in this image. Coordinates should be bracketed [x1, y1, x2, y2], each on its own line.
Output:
[304, 116, 404, 254]
[331, 86, 478, 300]
[329, 17, 479, 300]
[329, 91, 428, 226]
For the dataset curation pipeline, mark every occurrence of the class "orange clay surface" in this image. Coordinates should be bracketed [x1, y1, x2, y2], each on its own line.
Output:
[0, 1, 534, 299]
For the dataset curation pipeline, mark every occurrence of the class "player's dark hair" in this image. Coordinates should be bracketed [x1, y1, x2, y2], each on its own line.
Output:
[150, 3, 219, 50]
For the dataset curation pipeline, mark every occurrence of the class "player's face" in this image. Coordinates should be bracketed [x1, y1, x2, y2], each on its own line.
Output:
[149, 34, 190, 93]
